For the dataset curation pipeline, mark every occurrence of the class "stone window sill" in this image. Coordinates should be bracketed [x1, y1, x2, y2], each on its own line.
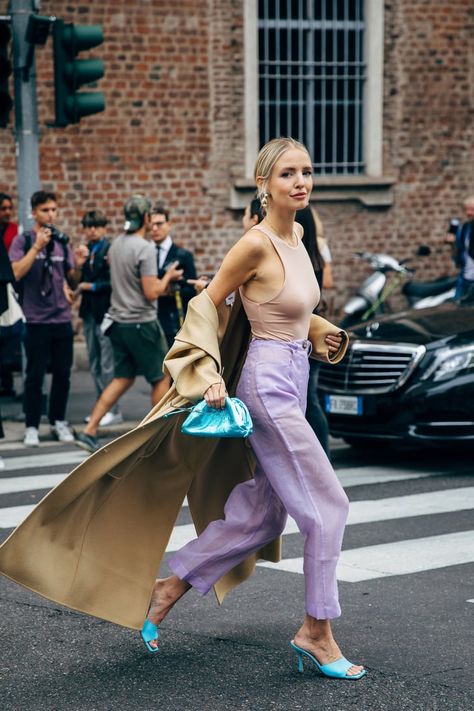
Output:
[230, 175, 396, 209]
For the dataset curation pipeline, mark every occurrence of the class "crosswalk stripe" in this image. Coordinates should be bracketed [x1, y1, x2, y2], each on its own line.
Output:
[0, 467, 433, 496]
[1, 485, 473, 531]
[257, 530, 474, 582]
[0, 474, 67, 495]
[0, 451, 87, 472]
[164, 486, 474, 551]
[347, 486, 474, 525]
[0, 461, 441, 496]
[0, 505, 33, 529]
[336, 467, 436, 488]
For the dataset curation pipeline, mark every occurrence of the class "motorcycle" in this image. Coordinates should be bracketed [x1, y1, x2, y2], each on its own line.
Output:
[340, 246, 457, 329]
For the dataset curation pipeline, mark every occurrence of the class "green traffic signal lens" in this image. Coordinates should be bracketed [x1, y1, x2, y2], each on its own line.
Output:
[64, 58, 104, 85]
[66, 91, 105, 122]
[67, 24, 104, 52]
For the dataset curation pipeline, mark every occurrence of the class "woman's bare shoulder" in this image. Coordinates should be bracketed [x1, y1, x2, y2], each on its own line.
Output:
[237, 227, 272, 254]
[294, 222, 304, 240]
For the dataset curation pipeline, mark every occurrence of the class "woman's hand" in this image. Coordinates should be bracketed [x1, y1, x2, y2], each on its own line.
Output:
[204, 381, 227, 409]
[325, 333, 343, 355]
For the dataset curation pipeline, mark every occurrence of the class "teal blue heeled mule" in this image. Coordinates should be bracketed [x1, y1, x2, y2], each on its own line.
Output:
[140, 619, 159, 654]
[290, 640, 366, 680]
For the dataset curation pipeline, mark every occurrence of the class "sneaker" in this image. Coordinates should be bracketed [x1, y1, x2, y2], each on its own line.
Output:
[99, 411, 124, 427]
[24, 427, 40, 447]
[75, 432, 100, 454]
[51, 420, 75, 443]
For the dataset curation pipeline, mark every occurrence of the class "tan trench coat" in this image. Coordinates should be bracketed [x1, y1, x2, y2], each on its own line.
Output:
[0, 290, 347, 630]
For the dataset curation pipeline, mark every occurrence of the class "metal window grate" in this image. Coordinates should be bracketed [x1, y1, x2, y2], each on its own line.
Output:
[258, 0, 365, 175]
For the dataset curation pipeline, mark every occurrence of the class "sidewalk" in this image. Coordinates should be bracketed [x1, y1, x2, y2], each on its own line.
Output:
[0, 367, 151, 448]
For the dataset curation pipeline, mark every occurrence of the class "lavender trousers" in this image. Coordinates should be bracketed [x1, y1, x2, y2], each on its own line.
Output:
[168, 337, 350, 619]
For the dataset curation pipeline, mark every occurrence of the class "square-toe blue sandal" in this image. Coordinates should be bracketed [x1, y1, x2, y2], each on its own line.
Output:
[290, 640, 366, 680]
[140, 619, 160, 654]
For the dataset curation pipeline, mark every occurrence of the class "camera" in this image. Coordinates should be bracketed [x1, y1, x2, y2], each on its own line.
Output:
[447, 218, 460, 236]
[43, 223, 70, 245]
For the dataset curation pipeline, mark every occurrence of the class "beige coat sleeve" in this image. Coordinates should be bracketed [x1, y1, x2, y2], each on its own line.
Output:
[163, 290, 226, 403]
[308, 313, 349, 364]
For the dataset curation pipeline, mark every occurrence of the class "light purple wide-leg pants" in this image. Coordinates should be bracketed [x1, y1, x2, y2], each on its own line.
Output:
[168, 338, 350, 619]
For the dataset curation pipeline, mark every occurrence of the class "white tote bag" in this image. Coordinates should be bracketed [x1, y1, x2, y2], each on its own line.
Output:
[0, 284, 25, 327]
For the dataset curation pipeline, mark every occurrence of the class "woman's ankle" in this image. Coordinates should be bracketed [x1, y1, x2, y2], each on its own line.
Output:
[298, 615, 333, 642]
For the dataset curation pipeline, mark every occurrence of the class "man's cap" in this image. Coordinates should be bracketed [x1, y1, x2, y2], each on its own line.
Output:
[123, 195, 152, 233]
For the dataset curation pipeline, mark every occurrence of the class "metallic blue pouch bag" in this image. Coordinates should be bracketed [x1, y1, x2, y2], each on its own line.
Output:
[180, 397, 253, 438]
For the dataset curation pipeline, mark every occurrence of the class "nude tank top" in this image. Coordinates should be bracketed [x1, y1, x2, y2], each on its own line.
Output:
[239, 225, 320, 342]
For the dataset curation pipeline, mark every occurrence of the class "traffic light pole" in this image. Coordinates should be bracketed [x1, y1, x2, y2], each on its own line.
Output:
[9, 0, 40, 232]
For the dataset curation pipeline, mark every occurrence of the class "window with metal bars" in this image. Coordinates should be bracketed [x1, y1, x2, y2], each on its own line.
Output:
[258, 0, 365, 175]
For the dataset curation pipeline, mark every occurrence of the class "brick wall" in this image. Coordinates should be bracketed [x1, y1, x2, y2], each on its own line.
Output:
[320, 0, 474, 314]
[0, 0, 473, 314]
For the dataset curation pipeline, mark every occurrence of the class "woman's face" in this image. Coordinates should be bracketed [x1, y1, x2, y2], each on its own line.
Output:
[265, 148, 313, 213]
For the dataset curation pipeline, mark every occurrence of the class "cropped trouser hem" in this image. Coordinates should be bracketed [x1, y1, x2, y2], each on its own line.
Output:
[167, 558, 211, 596]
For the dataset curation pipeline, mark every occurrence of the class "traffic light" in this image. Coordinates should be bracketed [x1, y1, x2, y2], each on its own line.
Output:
[0, 20, 13, 128]
[53, 19, 105, 127]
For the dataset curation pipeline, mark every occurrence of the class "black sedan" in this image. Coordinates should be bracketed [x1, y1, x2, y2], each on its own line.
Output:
[318, 303, 474, 446]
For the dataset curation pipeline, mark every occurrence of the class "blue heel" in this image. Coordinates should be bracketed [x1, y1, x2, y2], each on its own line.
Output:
[140, 619, 159, 654]
[290, 640, 366, 680]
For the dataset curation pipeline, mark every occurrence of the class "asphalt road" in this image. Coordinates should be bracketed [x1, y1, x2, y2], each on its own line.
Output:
[1, 434, 473, 711]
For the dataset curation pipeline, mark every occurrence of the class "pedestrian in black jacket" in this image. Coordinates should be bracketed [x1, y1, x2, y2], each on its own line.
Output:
[78, 210, 122, 426]
[150, 205, 197, 347]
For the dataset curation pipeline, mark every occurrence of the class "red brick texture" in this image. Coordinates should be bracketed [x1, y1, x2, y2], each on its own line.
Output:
[0, 0, 473, 315]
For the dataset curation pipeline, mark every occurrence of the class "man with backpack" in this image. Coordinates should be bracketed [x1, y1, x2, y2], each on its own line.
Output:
[77, 210, 122, 427]
[9, 190, 88, 446]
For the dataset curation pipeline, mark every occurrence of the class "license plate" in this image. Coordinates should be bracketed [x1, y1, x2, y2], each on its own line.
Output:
[324, 394, 363, 416]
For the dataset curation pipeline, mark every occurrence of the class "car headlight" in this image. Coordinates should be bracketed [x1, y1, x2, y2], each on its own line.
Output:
[422, 345, 474, 382]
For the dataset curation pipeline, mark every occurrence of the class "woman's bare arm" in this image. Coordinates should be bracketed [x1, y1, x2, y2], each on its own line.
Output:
[206, 231, 265, 308]
[203, 231, 265, 408]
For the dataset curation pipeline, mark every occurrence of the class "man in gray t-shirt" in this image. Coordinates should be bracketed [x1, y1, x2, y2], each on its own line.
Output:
[108, 233, 158, 323]
[76, 195, 182, 453]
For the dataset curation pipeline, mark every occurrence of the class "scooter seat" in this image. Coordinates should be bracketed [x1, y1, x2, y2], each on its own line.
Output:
[401, 276, 458, 298]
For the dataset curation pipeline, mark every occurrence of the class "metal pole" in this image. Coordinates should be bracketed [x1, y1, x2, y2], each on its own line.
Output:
[9, 0, 40, 233]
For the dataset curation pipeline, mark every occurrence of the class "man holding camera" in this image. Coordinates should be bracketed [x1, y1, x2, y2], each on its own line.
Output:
[9, 190, 88, 446]
[150, 205, 197, 347]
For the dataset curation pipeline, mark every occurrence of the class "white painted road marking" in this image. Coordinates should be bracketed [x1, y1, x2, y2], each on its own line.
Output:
[0, 451, 87, 472]
[1, 455, 473, 584]
[1, 485, 473, 531]
[0, 474, 67, 495]
[258, 530, 474, 582]
[336, 467, 437, 488]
